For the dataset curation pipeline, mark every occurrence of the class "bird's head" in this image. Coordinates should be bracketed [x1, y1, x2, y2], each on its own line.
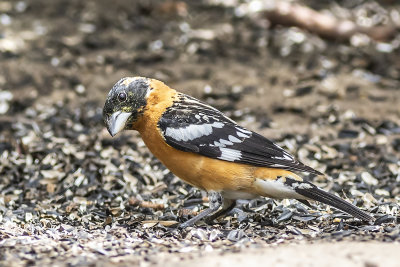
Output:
[103, 77, 150, 137]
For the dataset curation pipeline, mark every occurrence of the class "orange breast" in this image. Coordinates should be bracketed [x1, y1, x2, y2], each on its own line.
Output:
[137, 119, 255, 191]
[133, 79, 301, 194]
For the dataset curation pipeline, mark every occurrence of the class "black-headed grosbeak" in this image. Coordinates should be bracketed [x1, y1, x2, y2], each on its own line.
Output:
[103, 77, 373, 228]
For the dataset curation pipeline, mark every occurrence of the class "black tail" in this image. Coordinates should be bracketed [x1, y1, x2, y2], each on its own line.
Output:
[292, 181, 373, 221]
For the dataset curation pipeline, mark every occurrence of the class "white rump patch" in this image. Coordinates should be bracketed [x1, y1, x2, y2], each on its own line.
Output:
[254, 178, 305, 199]
[218, 147, 242, 161]
[165, 122, 224, 141]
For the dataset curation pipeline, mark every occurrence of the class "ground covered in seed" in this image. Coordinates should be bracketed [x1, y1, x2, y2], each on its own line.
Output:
[1, 0, 400, 266]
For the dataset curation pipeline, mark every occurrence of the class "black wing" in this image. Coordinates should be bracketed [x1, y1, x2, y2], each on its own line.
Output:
[158, 94, 322, 175]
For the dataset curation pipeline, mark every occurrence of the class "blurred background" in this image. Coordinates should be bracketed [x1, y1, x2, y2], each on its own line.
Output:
[0, 0, 399, 266]
[1, 0, 399, 123]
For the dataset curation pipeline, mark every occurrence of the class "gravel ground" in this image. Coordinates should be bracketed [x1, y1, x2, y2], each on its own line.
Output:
[1, 0, 400, 266]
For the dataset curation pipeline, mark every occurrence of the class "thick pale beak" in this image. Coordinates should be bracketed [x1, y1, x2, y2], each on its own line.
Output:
[107, 111, 132, 137]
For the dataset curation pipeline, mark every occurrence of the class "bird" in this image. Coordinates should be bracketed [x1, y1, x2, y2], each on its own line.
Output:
[102, 76, 373, 228]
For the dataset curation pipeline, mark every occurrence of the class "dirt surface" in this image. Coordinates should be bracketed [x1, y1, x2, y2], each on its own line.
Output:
[1, 0, 400, 266]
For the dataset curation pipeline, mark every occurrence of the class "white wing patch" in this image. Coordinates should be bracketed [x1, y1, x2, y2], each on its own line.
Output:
[236, 127, 251, 134]
[228, 135, 241, 143]
[218, 147, 242, 161]
[214, 141, 223, 147]
[219, 139, 233, 146]
[268, 163, 290, 168]
[235, 127, 251, 138]
[212, 136, 243, 148]
[236, 131, 250, 138]
[273, 152, 294, 161]
[165, 122, 224, 142]
[212, 122, 224, 128]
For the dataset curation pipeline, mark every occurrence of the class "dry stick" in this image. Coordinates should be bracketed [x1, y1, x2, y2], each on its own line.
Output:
[262, 1, 396, 41]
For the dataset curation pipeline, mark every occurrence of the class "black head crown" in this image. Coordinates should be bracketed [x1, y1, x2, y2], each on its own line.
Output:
[103, 77, 150, 136]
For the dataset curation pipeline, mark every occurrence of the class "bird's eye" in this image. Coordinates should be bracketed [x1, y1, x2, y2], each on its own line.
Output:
[118, 92, 127, 102]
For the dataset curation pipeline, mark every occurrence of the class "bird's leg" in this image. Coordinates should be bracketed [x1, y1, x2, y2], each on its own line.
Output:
[205, 198, 236, 224]
[178, 191, 223, 229]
